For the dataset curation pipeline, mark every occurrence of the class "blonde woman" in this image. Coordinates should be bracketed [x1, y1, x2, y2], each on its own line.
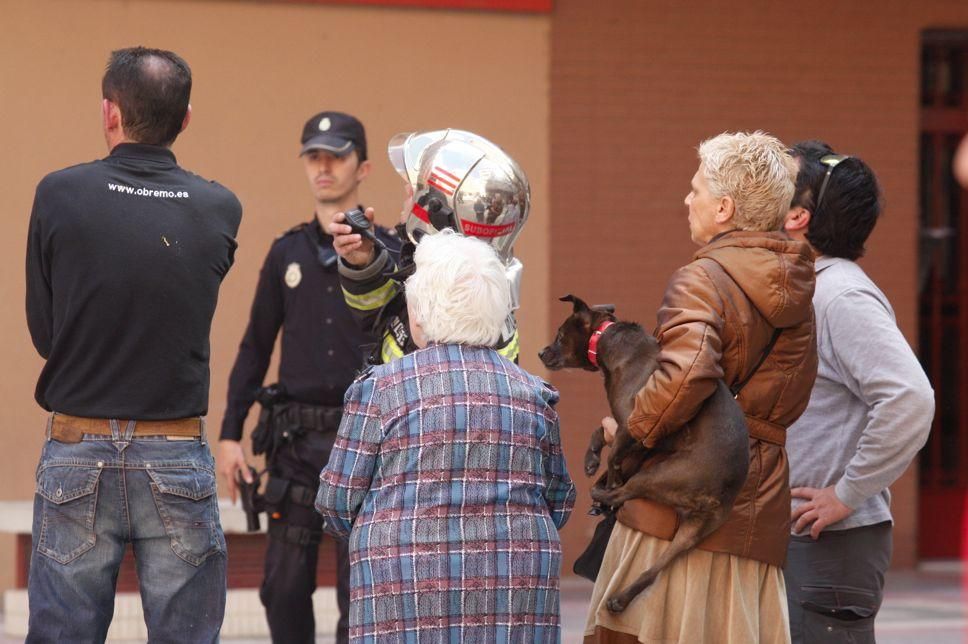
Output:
[585, 132, 818, 644]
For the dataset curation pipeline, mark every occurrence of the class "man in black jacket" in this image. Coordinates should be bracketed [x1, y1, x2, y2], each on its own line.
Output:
[217, 111, 396, 644]
[25, 47, 241, 642]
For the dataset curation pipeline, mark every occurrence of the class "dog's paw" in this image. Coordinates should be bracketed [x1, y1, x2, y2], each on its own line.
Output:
[589, 486, 611, 505]
[584, 452, 601, 477]
[606, 597, 627, 613]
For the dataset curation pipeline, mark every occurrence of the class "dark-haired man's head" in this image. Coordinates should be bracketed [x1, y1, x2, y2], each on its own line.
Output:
[785, 140, 882, 260]
[101, 47, 192, 148]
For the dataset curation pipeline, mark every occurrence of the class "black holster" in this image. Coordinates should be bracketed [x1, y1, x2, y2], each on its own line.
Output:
[251, 383, 290, 459]
[264, 476, 324, 546]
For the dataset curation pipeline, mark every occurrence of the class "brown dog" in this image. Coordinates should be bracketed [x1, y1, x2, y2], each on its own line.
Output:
[538, 294, 749, 612]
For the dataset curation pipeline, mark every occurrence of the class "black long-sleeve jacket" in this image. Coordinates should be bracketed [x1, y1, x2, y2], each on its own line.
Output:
[26, 143, 242, 419]
[337, 236, 520, 364]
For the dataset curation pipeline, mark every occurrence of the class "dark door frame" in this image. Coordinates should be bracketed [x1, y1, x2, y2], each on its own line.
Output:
[918, 29, 968, 559]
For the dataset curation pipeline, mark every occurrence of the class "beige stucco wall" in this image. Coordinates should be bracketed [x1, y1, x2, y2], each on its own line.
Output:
[4, 0, 960, 605]
[0, 0, 549, 594]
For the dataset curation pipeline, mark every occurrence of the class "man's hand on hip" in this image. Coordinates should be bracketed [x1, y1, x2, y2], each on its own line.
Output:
[217, 439, 252, 504]
[791, 485, 853, 539]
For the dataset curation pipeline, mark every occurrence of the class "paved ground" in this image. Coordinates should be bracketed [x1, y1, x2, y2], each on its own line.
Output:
[228, 565, 968, 643]
[872, 565, 966, 644]
[557, 568, 968, 643]
[3, 565, 964, 642]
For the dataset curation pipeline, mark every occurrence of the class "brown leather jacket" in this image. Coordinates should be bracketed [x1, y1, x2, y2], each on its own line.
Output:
[618, 230, 818, 567]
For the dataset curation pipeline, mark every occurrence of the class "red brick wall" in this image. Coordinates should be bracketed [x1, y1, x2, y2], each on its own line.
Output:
[549, 0, 968, 571]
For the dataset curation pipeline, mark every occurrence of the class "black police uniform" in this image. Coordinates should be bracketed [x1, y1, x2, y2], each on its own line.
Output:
[221, 215, 398, 644]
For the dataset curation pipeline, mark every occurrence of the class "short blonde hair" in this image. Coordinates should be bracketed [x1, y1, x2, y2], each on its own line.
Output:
[698, 131, 797, 231]
[406, 230, 511, 347]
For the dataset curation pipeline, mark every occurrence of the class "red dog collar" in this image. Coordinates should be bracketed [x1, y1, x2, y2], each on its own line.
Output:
[587, 320, 615, 367]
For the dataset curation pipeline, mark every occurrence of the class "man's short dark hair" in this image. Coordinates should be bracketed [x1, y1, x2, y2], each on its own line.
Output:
[790, 140, 882, 260]
[102, 47, 192, 146]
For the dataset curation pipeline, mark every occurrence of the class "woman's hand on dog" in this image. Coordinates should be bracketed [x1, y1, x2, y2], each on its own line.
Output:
[585, 417, 619, 476]
[602, 416, 618, 445]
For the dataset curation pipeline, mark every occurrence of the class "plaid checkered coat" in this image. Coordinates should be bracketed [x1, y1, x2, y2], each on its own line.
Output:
[316, 343, 575, 643]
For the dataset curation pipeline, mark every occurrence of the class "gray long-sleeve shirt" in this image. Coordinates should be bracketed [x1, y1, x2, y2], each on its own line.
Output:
[787, 256, 934, 534]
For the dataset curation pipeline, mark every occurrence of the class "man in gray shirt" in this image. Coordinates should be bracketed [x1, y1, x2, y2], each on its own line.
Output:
[782, 141, 934, 643]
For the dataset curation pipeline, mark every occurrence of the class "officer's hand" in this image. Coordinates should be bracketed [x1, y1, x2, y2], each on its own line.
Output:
[217, 439, 252, 504]
[329, 207, 377, 268]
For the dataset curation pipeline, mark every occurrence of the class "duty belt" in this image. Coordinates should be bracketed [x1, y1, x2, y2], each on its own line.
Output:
[49, 413, 202, 443]
[282, 403, 342, 432]
[268, 522, 322, 546]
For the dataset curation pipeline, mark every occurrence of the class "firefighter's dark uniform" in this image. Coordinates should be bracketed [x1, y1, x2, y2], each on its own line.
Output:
[221, 216, 397, 644]
[337, 229, 520, 365]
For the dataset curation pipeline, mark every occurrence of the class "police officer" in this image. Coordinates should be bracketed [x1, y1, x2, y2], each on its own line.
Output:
[217, 111, 396, 644]
[330, 129, 530, 364]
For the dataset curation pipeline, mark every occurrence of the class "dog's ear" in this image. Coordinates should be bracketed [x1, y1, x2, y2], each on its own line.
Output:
[592, 303, 616, 314]
[559, 294, 590, 313]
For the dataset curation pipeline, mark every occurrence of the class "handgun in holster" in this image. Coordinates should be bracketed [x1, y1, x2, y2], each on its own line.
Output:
[236, 465, 265, 532]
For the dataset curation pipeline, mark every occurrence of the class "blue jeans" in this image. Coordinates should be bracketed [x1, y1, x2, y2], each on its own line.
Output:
[27, 418, 227, 643]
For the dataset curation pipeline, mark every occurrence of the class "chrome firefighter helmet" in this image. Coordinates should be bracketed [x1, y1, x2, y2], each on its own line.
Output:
[387, 129, 530, 265]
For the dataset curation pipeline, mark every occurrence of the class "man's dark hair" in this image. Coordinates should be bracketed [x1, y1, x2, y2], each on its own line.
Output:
[790, 140, 882, 260]
[102, 47, 192, 146]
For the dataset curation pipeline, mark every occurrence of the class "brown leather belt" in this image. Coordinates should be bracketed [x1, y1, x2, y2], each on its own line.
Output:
[746, 415, 786, 446]
[50, 413, 202, 444]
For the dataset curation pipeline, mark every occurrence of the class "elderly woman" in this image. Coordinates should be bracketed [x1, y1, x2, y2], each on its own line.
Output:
[316, 230, 576, 643]
[585, 132, 818, 644]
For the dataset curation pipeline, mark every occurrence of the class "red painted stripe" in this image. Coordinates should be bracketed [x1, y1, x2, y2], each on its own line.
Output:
[410, 206, 516, 238]
[459, 218, 516, 238]
[427, 179, 454, 195]
[435, 166, 462, 182]
[411, 202, 430, 223]
[430, 172, 458, 188]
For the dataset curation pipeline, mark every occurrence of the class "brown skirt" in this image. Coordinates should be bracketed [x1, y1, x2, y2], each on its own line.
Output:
[583, 522, 791, 644]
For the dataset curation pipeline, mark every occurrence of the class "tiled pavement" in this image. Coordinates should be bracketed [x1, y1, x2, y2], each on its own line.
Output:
[229, 564, 968, 643]
[558, 567, 968, 644]
[2, 565, 964, 643]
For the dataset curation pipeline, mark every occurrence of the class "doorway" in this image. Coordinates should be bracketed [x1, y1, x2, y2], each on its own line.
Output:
[918, 29, 968, 558]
